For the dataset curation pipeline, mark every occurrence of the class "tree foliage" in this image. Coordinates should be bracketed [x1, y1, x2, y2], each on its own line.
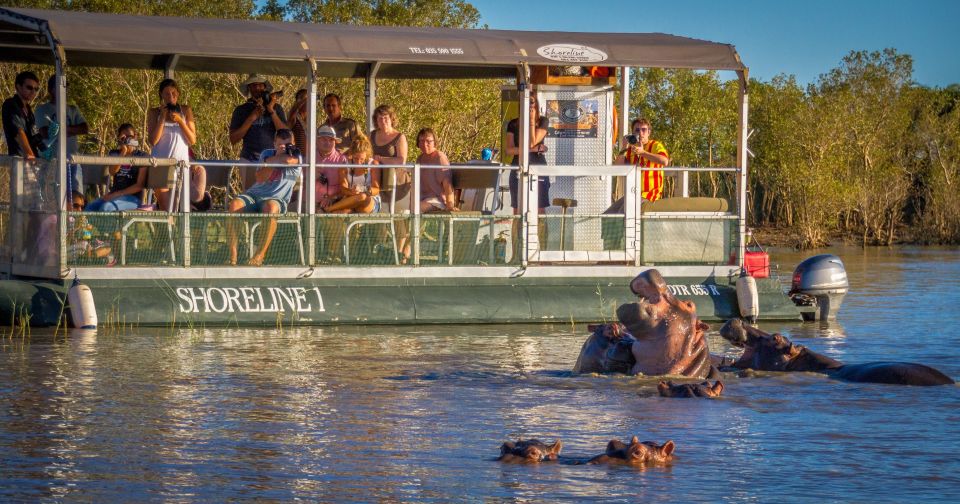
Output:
[2, 3, 959, 246]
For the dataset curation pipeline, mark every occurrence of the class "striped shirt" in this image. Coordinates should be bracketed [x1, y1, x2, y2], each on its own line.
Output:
[625, 140, 669, 201]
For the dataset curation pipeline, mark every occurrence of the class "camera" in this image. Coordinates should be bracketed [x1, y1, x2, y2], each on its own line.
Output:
[123, 137, 140, 147]
[626, 134, 639, 145]
[272, 89, 284, 98]
[284, 143, 301, 157]
[165, 103, 182, 113]
[318, 173, 329, 186]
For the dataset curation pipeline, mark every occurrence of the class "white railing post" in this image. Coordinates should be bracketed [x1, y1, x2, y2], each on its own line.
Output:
[307, 59, 318, 265]
[737, 72, 749, 269]
[412, 163, 421, 265]
[181, 160, 191, 267]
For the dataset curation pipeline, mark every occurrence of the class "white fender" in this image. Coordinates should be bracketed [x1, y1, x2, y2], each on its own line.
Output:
[68, 280, 98, 329]
[736, 269, 759, 323]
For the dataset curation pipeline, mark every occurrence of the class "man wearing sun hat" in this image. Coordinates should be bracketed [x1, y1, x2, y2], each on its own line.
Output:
[229, 74, 287, 165]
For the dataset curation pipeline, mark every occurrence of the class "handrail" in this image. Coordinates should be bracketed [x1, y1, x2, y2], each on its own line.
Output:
[70, 154, 179, 167]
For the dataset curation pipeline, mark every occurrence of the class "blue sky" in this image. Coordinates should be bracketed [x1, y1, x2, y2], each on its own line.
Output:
[470, 0, 959, 87]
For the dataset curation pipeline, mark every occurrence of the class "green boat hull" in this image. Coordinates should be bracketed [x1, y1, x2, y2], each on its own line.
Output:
[0, 274, 800, 327]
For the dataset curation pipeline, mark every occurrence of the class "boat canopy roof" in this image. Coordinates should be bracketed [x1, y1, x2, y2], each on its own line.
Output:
[0, 7, 745, 78]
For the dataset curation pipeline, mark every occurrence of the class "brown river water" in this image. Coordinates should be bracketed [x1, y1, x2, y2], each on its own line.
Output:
[1, 246, 959, 502]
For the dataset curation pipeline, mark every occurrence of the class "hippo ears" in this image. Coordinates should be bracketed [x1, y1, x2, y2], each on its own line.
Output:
[500, 442, 515, 456]
[630, 435, 639, 445]
[659, 440, 676, 458]
[548, 440, 563, 456]
[712, 380, 724, 395]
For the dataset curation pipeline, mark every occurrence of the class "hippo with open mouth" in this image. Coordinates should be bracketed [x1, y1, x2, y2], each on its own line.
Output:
[574, 269, 715, 378]
[719, 318, 955, 386]
[497, 439, 563, 463]
[586, 436, 676, 466]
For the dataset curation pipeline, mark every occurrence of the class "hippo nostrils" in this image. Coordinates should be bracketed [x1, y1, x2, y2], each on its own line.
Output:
[497, 439, 562, 463]
[658, 380, 724, 398]
[720, 318, 955, 386]
[586, 436, 675, 466]
[574, 269, 714, 378]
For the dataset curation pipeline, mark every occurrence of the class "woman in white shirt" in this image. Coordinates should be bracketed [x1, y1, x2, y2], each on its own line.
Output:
[147, 78, 202, 210]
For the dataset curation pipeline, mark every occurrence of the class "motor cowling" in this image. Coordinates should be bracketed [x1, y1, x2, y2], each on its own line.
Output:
[790, 254, 848, 321]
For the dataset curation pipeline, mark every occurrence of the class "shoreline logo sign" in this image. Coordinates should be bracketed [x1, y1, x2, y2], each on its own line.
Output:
[176, 286, 324, 314]
[536, 44, 607, 63]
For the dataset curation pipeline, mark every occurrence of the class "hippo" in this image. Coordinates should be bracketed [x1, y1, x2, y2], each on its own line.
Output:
[657, 380, 724, 398]
[574, 269, 715, 378]
[497, 439, 563, 463]
[720, 318, 955, 386]
[586, 436, 675, 466]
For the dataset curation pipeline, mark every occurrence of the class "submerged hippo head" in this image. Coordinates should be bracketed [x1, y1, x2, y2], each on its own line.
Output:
[588, 436, 676, 465]
[498, 439, 562, 463]
[657, 380, 724, 398]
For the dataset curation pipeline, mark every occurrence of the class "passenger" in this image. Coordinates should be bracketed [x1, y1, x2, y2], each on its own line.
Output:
[323, 133, 380, 215]
[2, 71, 42, 158]
[504, 92, 550, 253]
[322, 93, 359, 153]
[370, 104, 410, 262]
[147, 78, 198, 211]
[189, 161, 210, 211]
[36, 75, 89, 198]
[227, 128, 302, 266]
[315, 125, 347, 210]
[287, 88, 309, 153]
[615, 118, 669, 202]
[84, 124, 148, 212]
[229, 74, 287, 185]
[504, 92, 550, 214]
[37, 194, 113, 266]
[416, 128, 457, 213]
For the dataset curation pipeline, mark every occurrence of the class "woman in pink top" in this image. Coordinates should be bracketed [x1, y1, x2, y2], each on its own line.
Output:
[416, 128, 457, 213]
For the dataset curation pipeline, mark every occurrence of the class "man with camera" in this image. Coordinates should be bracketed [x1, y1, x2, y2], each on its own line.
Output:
[227, 128, 302, 266]
[616, 118, 670, 202]
[229, 74, 288, 166]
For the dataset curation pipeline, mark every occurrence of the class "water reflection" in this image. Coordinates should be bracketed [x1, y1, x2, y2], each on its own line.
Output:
[1, 247, 959, 501]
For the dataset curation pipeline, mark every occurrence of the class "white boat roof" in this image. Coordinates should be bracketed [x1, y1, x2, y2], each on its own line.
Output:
[0, 7, 746, 78]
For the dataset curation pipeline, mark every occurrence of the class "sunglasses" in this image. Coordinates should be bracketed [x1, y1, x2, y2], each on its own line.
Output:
[22, 85, 39, 92]
[634, 127, 650, 132]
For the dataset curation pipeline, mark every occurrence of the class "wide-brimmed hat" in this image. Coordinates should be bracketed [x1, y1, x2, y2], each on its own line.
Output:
[317, 125, 341, 142]
[241, 74, 269, 97]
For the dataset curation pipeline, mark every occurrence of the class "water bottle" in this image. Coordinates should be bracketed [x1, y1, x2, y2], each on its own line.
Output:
[494, 231, 508, 263]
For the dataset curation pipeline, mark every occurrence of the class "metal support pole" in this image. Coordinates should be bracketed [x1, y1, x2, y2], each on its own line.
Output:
[412, 163, 421, 265]
[619, 67, 630, 143]
[55, 51, 68, 274]
[307, 59, 318, 265]
[736, 70, 750, 269]
[364, 62, 381, 133]
[164, 54, 179, 79]
[181, 161, 191, 266]
[517, 63, 535, 265]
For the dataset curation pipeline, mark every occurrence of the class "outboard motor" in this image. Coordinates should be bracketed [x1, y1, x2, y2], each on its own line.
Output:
[790, 254, 849, 321]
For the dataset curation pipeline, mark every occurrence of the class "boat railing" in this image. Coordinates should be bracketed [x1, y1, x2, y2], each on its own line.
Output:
[0, 154, 741, 275]
[528, 164, 740, 264]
